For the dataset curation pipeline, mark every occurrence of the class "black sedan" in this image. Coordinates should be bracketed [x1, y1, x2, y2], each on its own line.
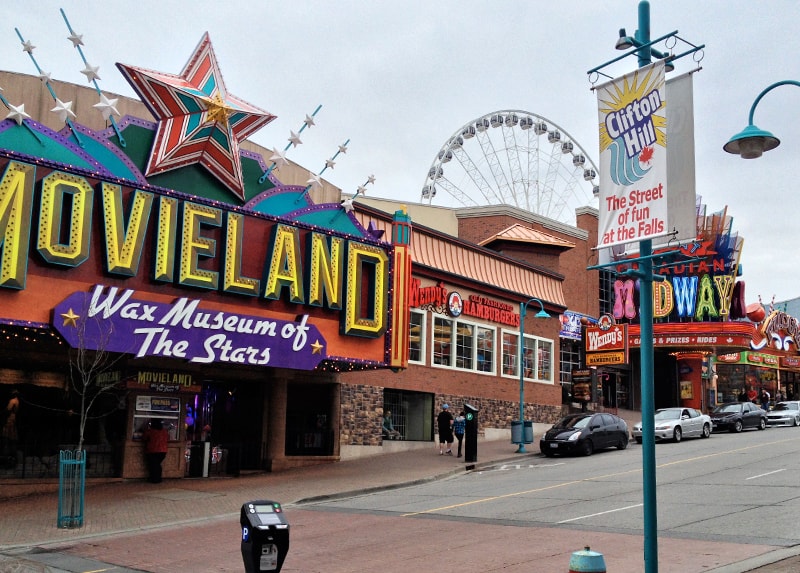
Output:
[709, 402, 767, 433]
[539, 412, 628, 457]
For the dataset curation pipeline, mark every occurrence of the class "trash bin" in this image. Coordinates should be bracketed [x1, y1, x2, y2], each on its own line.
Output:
[464, 403, 479, 463]
[241, 500, 290, 572]
[511, 420, 534, 444]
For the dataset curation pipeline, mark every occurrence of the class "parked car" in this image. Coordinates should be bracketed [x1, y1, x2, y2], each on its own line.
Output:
[539, 412, 628, 457]
[631, 407, 712, 443]
[765, 401, 800, 427]
[709, 402, 767, 432]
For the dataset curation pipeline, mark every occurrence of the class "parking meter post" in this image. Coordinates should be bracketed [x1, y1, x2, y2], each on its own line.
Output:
[464, 403, 479, 463]
[241, 500, 290, 572]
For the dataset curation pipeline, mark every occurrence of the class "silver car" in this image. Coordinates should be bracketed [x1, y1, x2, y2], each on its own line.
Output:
[632, 407, 712, 443]
[766, 401, 800, 427]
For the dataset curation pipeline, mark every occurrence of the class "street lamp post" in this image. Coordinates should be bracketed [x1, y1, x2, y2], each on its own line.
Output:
[724, 80, 800, 158]
[516, 297, 550, 454]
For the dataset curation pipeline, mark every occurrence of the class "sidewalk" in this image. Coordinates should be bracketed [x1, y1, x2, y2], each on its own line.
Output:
[1, 427, 799, 572]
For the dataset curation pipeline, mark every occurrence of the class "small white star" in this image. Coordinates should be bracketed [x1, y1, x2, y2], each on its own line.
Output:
[306, 173, 322, 190]
[81, 64, 101, 83]
[21, 40, 35, 54]
[303, 114, 316, 129]
[338, 143, 348, 154]
[38, 71, 52, 83]
[367, 174, 376, 185]
[357, 185, 367, 196]
[270, 147, 289, 168]
[67, 32, 84, 47]
[51, 99, 76, 123]
[93, 94, 119, 120]
[288, 130, 302, 148]
[6, 103, 30, 125]
[341, 198, 355, 213]
[325, 158, 336, 170]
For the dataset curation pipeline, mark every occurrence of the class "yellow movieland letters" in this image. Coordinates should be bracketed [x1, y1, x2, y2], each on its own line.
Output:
[0, 160, 389, 338]
[38, 171, 93, 265]
[0, 161, 34, 288]
[101, 184, 154, 276]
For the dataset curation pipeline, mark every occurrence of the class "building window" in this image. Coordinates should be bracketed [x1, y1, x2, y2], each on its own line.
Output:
[433, 316, 453, 366]
[501, 329, 554, 384]
[455, 323, 474, 369]
[599, 269, 614, 317]
[430, 315, 496, 374]
[560, 338, 581, 402]
[383, 389, 433, 441]
[502, 331, 517, 376]
[477, 326, 494, 372]
[409, 310, 425, 363]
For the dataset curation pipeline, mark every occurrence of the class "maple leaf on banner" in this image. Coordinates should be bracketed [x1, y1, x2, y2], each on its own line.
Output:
[639, 146, 654, 164]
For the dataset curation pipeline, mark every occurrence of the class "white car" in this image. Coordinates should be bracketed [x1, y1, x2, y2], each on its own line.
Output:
[632, 407, 712, 443]
[766, 401, 800, 427]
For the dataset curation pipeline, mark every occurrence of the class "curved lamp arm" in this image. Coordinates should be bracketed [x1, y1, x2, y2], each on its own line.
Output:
[724, 80, 800, 158]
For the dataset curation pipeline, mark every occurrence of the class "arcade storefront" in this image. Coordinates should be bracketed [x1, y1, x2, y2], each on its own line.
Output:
[0, 37, 409, 482]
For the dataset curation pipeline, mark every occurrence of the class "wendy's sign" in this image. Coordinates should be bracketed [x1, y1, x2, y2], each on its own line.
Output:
[53, 285, 327, 369]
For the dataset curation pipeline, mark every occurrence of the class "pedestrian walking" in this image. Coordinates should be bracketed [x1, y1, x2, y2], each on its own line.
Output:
[437, 403, 454, 455]
[453, 410, 466, 458]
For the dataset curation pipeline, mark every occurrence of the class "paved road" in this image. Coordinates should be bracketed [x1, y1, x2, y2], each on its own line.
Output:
[2, 418, 800, 572]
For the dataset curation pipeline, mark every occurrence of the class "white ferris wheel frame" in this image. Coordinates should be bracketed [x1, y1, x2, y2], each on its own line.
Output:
[421, 109, 600, 224]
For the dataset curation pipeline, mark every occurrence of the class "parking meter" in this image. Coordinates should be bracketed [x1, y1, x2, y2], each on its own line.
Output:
[464, 403, 479, 462]
[241, 500, 290, 572]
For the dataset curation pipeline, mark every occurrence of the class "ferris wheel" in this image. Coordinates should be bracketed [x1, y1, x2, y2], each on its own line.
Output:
[421, 110, 599, 225]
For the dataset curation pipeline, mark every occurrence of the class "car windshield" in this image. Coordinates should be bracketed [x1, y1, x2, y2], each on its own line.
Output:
[714, 403, 742, 413]
[773, 402, 797, 411]
[654, 409, 680, 420]
[554, 415, 591, 429]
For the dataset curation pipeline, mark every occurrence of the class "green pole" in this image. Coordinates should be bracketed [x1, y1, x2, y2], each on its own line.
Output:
[635, 2, 659, 572]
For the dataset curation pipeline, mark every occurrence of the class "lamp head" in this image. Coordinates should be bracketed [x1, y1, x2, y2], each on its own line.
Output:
[723, 124, 780, 159]
[534, 308, 551, 319]
[615, 28, 635, 50]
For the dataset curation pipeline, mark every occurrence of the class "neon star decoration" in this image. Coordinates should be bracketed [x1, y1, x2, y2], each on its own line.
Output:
[117, 32, 276, 201]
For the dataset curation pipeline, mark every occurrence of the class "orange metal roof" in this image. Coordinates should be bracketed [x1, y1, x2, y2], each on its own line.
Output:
[355, 213, 566, 308]
[478, 223, 575, 250]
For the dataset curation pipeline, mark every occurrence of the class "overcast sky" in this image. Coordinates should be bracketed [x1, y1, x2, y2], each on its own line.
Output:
[2, 0, 799, 305]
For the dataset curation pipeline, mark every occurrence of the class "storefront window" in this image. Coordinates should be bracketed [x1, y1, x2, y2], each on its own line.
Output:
[384, 389, 433, 441]
[132, 395, 181, 441]
[477, 327, 494, 372]
[501, 329, 554, 384]
[455, 323, 474, 369]
[409, 311, 425, 363]
[433, 317, 453, 366]
[502, 331, 518, 376]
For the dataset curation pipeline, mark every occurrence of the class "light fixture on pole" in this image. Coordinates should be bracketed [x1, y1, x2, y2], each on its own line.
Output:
[614, 26, 675, 72]
[723, 80, 800, 158]
[516, 297, 550, 454]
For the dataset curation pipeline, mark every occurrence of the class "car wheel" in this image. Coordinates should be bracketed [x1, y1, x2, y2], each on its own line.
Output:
[701, 423, 711, 438]
[673, 427, 682, 443]
[732, 420, 743, 433]
[758, 418, 766, 431]
[543, 450, 555, 457]
[581, 440, 594, 456]
[635, 437, 643, 444]
[617, 436, 628, 450]
[794, 416, 800, 427]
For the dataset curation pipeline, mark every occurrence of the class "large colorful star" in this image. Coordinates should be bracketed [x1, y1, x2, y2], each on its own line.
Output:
[116, 33, 276, 201]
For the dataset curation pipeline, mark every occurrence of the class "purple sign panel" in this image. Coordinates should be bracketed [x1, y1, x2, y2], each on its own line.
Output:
[53, 285, 327, 370]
